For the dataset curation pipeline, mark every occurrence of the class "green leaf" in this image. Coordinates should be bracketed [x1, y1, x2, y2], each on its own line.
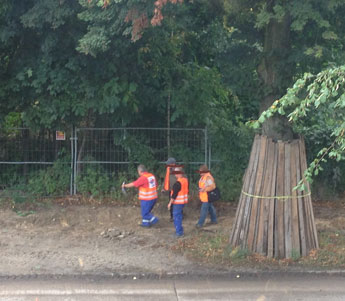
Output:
[258, 115, 266, 123]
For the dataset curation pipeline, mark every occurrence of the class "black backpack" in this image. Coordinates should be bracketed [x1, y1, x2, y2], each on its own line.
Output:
[208, 187, 221, 202]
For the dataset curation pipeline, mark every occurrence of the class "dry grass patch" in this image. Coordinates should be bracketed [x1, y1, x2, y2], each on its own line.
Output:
[172, 229, 345, 269]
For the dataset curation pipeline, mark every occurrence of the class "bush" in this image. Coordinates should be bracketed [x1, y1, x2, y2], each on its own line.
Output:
[210, 123, 254, 201]
[77, 166, 113, 197]
[300, 118, 345, 200]
[27, 157, 70, 196]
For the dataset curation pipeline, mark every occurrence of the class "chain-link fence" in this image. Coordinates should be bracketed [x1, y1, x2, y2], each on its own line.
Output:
[73, 127, 208, 194]
[0, 128, 72, 198]
[0, 127, 209, 197]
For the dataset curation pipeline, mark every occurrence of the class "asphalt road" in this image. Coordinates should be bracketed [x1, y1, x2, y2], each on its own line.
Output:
[0, 274, 345, 300]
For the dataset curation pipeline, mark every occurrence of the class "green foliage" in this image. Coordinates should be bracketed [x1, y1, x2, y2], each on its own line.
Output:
[77, 0, 129, 56]
[210, 122, 253, 201]
[14, 209, 36, 217]
[252, 66, 345, 193]
[77, 166, 113, 197]
[2, 0, 345, 201]
[0, 0, 141, 129]
[0, 184, 33, 204]
[291, 248, 301, 261]
[27, 157, 71, 196]
[0, 166, 24, 188]
[300, 116, 345, 197]
[228, 246, 250, 260]
[109, 172, 130, 200]
[205, 80, 254, 201]
[299, 230, 345, 268]
[114, 133, 159, 173]
[225, 0, 345, 103]
[2, 112, 22, 129]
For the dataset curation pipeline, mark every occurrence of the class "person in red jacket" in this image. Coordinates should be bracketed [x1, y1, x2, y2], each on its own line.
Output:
[168, 167, 188, 237]
[122, 164, 159, 227]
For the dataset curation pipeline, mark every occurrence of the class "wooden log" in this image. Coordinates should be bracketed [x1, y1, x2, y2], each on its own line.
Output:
[240, 136, 261, 247]
[298, 139, 313, 251]
[300, 138, 319, 249]
[256, 138, 275, 254]
[230, 135, 318, 258]
[247, 136, 268, 251]
[295, 140, 307, 256]
[290, 141, 301, 256]
[284, 142, 292, 258]
[306, 187, 319, 249]
[267, 141, 278, 258]
[275, 141, 285, 258]
[230, 135, 260, 246]
[229, 185, 247, 246]
[230, 177, 248, 245]
[232, 135, 261, 245]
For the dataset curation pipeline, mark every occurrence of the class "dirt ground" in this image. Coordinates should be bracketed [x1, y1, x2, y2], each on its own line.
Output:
[0, 196, 345, 277]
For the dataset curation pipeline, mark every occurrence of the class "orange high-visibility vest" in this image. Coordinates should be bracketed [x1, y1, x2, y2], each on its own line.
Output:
[138, 173, 158, 201]
[171, 177, 188, 205]
[164, 167, 170, 190]
[199, 173, 215, 203]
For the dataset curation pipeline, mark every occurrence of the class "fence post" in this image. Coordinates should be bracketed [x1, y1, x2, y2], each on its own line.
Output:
[204, 127, 208, 165]
[73, 127, 78, 195]
[70, 126, 74, 195]
[209, 140, 212, 169]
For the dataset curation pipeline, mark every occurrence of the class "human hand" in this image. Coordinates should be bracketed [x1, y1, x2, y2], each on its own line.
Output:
[167, 201, 172, 210]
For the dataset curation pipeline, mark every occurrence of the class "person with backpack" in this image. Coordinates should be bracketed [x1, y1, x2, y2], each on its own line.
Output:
[196, 164, 218, 228]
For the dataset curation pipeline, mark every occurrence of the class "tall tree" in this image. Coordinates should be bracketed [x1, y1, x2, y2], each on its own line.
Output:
[140, 0, 345, 256]
[224, 0, 345, 257]
[0, 0, 141, 129]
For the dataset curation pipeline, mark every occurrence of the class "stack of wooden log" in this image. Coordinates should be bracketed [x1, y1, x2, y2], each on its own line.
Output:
[230, 135, 319, 258]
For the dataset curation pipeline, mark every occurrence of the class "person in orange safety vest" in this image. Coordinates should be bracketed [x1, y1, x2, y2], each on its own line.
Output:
[162, 157, 177, 221]
[167, 167, 188, 237]
[196, 164, 217, 228]
[122, 164, 159, 227]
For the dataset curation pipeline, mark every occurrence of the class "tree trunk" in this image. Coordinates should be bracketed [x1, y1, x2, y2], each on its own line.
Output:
[257, 5, 293, 141]
[230, 2, 319, 258]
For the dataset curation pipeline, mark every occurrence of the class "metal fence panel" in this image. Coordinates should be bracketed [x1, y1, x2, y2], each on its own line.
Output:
[74, 127, 208, 194]
[0, 128, 72, 195]
[0, 127, 208, 196]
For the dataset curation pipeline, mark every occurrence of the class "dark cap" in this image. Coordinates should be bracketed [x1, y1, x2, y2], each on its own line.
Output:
[165, 157, 176, 165]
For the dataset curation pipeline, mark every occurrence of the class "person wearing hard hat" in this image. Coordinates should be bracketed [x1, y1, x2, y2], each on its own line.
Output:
[122, 164, 159, 227]
[167, 167, 188, 237]
[196, 164, 218, 228]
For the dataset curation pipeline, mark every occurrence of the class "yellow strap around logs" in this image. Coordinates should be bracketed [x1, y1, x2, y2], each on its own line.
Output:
[241, 190, 311, 200]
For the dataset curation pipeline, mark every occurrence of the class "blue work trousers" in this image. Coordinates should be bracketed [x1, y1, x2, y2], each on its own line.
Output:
[140, 199, 158, 227]
[197, 202, 217, 227]
[173, 204, 184, 236]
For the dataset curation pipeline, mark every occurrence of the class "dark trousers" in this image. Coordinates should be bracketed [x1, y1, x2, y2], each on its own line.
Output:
[168, 191, 173, 219]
